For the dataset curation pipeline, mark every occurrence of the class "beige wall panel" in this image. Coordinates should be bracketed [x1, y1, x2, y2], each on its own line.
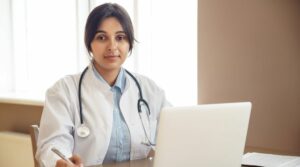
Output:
[198, 0, 300, 155]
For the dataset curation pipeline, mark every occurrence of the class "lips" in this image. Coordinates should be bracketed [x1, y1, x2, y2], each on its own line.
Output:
[105, 52, 120, 57]
[105, 54, 119, 57]
[104, 53, 120, 61]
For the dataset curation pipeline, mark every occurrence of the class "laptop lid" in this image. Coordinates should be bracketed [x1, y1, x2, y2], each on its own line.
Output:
[153, 102, 252, 167]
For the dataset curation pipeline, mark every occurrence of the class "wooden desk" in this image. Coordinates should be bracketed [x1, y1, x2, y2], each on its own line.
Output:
[89, 146, 296, 167]
[89, 158, 255, 167]
[89, 158, 154, 167]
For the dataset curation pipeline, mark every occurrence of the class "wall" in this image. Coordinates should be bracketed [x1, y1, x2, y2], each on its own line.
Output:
[198, 0, 300, 155]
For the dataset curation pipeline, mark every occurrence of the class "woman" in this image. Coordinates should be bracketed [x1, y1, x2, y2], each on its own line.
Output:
[36, 3, 170, 167]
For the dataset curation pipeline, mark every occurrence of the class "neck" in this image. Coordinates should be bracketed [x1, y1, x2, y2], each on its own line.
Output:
[93, 62, 120, 86]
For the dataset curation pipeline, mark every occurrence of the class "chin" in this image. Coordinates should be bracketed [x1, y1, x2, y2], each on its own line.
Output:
[104, 65, 122, 72]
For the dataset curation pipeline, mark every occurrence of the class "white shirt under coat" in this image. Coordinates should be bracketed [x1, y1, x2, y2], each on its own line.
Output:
[36, 63, 170, 166]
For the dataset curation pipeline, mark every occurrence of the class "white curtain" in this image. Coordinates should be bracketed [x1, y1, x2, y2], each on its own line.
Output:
[0, 0, 197, 106]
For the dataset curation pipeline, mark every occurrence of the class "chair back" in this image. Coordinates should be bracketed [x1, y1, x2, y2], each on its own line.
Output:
[29, 125, 40, 167]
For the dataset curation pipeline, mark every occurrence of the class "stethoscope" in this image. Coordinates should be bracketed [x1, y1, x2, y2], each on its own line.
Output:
[76, 66, 155, 147]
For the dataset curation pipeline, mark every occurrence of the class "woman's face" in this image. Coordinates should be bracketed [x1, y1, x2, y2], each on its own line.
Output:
[91, 17, 129, 75]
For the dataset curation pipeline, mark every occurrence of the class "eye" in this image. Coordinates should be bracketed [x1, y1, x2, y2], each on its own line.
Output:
[95, 34, 106, 41]
[116, 34, 127, 41]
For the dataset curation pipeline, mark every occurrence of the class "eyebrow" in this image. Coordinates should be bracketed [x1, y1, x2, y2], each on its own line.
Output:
[95, 30, 126, 34]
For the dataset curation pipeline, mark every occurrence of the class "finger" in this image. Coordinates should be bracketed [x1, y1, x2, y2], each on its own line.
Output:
[147, 149, 155, 158]
[70, 154, 83, 166]
[56, 159, 69, 167]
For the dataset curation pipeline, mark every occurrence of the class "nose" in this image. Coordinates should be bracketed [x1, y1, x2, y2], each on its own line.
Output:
[108, 37, 117, 51]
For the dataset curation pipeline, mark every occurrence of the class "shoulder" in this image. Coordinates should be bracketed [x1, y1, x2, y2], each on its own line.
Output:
[137, 74, 159, 88]
[126, 72, 164, 93]
[46, 73, 80, 96]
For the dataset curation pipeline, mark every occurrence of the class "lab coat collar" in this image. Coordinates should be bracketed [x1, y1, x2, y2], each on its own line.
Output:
[91, 63, 126, 93]
[87, 63, 131, 94]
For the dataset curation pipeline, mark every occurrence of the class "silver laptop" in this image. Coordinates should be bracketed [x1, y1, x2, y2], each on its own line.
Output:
[153, 102, 252, 167]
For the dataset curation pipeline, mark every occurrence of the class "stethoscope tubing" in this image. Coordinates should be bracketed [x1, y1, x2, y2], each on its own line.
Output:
[78, 66, 89, 124]
[77, 66, 155, 146]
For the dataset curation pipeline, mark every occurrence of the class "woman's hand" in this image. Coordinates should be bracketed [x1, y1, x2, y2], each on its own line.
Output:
[147, 148, 155, 158]
[55, 154, 83, 167]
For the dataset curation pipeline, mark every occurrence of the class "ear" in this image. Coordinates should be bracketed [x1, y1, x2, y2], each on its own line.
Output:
[88, 52, 94, 61]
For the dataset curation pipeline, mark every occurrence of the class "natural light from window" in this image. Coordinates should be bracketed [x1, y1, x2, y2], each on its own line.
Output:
[0, 0, 197, 106]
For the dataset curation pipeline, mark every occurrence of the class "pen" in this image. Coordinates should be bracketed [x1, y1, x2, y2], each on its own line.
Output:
[51, 147, 75, 166]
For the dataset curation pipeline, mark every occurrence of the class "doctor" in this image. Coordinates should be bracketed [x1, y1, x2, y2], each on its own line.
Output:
[36, 3, 170, 167]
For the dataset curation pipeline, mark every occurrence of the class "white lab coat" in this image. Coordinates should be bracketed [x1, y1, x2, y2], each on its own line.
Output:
[36, 64, 170, 167]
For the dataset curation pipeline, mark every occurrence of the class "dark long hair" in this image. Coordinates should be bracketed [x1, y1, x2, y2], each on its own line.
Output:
[84, 3, 135, 53]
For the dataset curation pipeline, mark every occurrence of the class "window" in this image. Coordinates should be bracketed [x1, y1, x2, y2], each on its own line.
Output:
[0, 0, 197, 106]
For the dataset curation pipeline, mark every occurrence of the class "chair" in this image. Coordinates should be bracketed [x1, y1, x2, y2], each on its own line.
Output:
[29, 125, 40, 167]
[0, 131, 34, 167]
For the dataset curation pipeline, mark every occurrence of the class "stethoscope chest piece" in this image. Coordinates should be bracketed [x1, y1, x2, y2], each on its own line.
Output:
[77, 124, 90, 138]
